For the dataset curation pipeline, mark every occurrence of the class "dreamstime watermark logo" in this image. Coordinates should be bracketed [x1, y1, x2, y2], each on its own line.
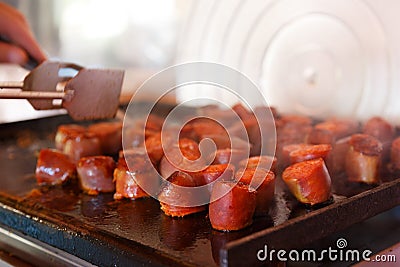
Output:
[257, 238, 397, 263]
[122, 62, 276, 207]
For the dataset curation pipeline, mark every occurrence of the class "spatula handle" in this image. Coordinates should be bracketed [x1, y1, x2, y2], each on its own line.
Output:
[0, 89, 72, 100]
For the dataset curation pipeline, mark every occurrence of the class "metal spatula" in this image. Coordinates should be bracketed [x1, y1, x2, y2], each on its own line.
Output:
[0, 61, 124, 121]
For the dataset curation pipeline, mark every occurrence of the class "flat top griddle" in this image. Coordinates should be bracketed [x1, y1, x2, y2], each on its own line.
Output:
[0, 113, 399, 267]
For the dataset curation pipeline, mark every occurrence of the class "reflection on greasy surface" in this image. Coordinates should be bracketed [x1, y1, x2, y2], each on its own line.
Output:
[0, 115, 399, 267]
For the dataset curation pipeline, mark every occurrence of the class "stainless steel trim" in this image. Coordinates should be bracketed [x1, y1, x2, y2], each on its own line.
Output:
[0, 224, 95, 267]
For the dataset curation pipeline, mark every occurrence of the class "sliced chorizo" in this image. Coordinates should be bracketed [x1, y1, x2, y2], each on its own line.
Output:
[289, 144, 332, 164]
[158, 171, 206, 217]
[113, 148, 158, 200]
[345, 134, 382, 184]
[235, 168, 275, 215]
[191, 163, 235, 186]
[145, 132, 165, 165]
[63, 132, 102, 163]
[238, 155, 277, 173]
[327, 136, 351, 174]
[77, 156, 116, 195]
[390, 137, 400, 171]
[162, 138, 206, 174]
[282, 158, 332, 205]
[35, 149, 76, 186]
[363, 117, 395, 164]
[55, 124, 86, 151]
[308, 118, 359, 145]
[212, 148, 248, 167]
[209, 181, 256, 231]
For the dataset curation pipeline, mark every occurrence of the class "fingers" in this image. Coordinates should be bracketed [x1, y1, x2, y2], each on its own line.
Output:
[0, 41, 28, 65]
[0, 3, 46, 64]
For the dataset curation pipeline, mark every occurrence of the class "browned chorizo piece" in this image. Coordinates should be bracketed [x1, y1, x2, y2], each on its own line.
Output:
[235, 168, 275, 215]
[145, 114, 164, 132]
[113, 149, 158, 200]
[87, 121, 122, 155]
[282, 158, 332, 205]
[308, 118, 359, 145]
[161, 138, 206, 174]
[277, 123, 312, 147]
[390, 137, 400, 171]
[35, 149, 76, 186]
[227, 120, 250, 141]
[158, 171, 206, 217]
[279, 114, 312, 128]
[199, 134, 250, 150]
[181, 118, 228, 141]
[212, 148, 248, 167]
[275, 115, 313, 163]
[289, 144, 332, 164]
[363, 117, 395, 143]
[77, 156, 116, 195]
[228, 105, 276, 156]
[232, 102, 256, 122]
[280, 143, 310, 169]
[345, 134, 383, 184]
[209, 181, 256, 231]
[238, 155, 277, 173]
[55, 124, 86, 150]
[363, 116, 395, 163]
[63, 132, 102, 163]
[327, 136, 351, 174]
[243, 117, 276, 156]
[144, 132, 165, 165]
[191, 163, 235, 186]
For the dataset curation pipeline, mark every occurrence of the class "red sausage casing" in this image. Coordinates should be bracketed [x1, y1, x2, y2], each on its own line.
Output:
[181, 118, 228, 142]
[212, 148, 248, 167]
[363, 117, 395, 164]
[238, 155, 277, 173]
[232, 102, 256, 122]
[345, 134, 382, 184]
[289, 144, 332, 164]
[158, 171, 206, 217]
[235, 168, 275, 215]
[209, 181, 256, 231]
[363, 117, 395, 143]
[113, 148, 158, 200]
[145, 132, 165, 165]
[390, 137, 400, 171]
[160, 138, 206, 177]
[327, 136, 351, 174]
[191, 163, 235, 191]
[276, 115, 313, 158]
[308, 118, 359, 145]
[280, 143, 310, 169]
[282, 158, 332, 205]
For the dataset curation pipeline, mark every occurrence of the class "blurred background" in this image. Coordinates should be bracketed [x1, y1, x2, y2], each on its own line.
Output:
[3, 0, 180, 69]
[2, 0, 400, 122]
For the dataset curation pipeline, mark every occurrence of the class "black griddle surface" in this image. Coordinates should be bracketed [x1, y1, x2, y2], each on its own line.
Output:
[0, 114, 399, 267]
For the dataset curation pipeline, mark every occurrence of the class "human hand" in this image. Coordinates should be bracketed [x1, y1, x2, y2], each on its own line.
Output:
[0, 2, 46, 66]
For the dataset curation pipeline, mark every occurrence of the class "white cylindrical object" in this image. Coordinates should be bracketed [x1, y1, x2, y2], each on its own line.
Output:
[176, 0, 400, 123]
